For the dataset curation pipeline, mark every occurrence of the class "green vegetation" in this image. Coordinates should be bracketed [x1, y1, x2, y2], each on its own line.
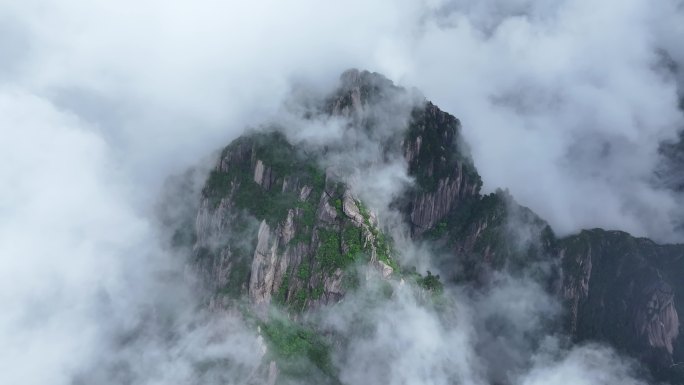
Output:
[275, 263, 324, 311]
[315, 229, 348, 272]
[292, 197, 319, 245]
[293, 165, 326, 244]
[202, 170, 233, 208]
[430, 221, 448, 238]
[311, 286, 324, 300]
[314, 207, 398, 275]
[202, 131, 327, 228]
[202, 164, 300, 222]
[398, 266, 444, 296]
[260, 317, 337, 381]
[279, 194, 402, 312]
[276, 272, 291, 305]
[373, 227, 398, 271]
[416, 270, 444, 294]
[216, 250, 252, 298]
[294, 289, 308, 311]
[298, 264, 311, 281]
[333, 198, 343, 213]
[353, 199, 399, 272]
[342, 225, 363, 260]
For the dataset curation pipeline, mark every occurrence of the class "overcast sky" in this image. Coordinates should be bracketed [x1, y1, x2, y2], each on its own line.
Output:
[1, 1, 683, 384]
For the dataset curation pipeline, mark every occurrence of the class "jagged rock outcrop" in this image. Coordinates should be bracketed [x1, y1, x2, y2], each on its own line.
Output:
[326, 71, 483, 238]
[192, 69, 481, 312]
[193, 130, 396, 312]
[403, 102, 481, 235]
[557, 230, 684, 380]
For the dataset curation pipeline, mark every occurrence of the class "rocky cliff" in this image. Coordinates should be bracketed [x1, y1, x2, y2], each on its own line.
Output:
[558, 230, 684, 380]
[193, 130, 397, 312]
[179, 69, 684, 383]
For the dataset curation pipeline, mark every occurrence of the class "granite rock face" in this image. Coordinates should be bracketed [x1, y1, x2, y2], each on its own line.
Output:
[193, 130, 395, 311]
[403, 102, 481, 235]
[557, 230, 684, 379]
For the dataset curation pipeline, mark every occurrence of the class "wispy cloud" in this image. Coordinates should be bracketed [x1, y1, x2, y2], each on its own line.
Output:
[1, 1, 681, 384]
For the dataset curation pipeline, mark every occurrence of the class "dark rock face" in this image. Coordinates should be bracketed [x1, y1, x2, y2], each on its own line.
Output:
[558, 230, 683, 377]
[403, 102, 481, 235]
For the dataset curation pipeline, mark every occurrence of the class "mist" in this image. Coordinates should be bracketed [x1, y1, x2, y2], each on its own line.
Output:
[1, 0, 683, 384]
[400, 0, 684, 241]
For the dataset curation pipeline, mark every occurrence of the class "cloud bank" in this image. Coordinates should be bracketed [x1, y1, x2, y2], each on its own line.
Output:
[1, 0, 683, 384]
[3, 0, 684, 237]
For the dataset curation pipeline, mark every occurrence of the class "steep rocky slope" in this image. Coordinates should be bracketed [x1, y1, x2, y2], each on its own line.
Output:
[194, 130, 397, 311]
[558, 230, 684, 380]
[180, 69, 684, 383]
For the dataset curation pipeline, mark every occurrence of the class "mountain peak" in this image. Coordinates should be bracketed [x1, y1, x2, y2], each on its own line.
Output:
[338, 68, 394, 90]
[179, 70, 684, 384]
[324, 69, 414, 122]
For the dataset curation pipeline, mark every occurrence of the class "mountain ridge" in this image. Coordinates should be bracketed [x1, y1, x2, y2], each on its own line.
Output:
[174, 69, 684, 384]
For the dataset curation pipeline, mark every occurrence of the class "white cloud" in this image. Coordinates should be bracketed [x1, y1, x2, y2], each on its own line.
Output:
[522, 342, 643, 385]
[4, 1, 683, 239]
[1, 0, 682, 384]
[399, 0, 684, 241]
[0, 90, 142, 384]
